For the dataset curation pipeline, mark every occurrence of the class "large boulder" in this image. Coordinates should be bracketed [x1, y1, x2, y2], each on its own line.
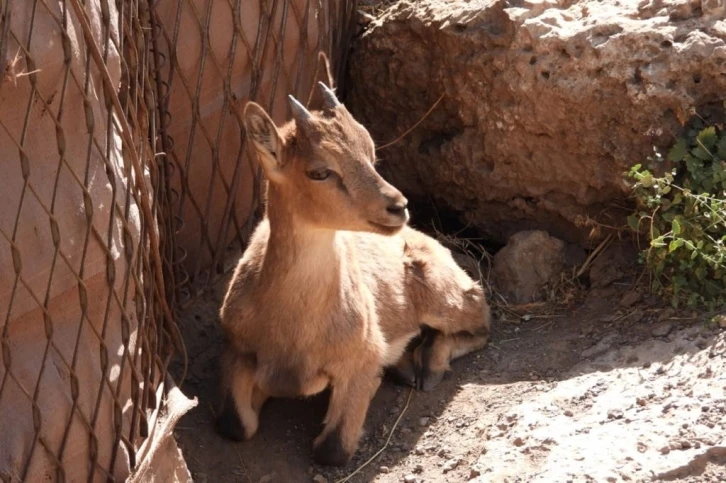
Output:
[493, 230, 566, 303]
[348, 0, 726, 245]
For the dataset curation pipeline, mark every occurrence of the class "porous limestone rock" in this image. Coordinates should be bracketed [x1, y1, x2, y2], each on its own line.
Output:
[348, 0, 726, 244]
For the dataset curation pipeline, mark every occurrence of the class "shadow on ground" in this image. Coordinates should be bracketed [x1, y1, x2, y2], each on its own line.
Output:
[169, 263, 722, 483]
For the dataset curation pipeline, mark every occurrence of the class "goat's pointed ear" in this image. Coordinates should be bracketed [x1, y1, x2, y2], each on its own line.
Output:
[244, 102, 285, 183]
[306, 51, 336, 110]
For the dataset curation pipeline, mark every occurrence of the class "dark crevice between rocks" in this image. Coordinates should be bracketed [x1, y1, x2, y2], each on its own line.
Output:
[408, 200, 506, 256]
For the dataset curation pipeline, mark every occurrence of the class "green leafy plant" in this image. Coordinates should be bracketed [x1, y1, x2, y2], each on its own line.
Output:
[627, 118, 726, 310]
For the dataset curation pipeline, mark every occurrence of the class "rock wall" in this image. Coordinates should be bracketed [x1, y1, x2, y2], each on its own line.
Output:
[348, 0, 726, 245]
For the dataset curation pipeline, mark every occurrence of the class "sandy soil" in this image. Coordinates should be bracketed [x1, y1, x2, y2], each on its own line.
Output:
[169, 255, 725, 483]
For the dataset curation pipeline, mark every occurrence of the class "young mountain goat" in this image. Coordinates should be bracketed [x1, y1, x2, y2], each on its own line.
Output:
[216, 61, 491, 467]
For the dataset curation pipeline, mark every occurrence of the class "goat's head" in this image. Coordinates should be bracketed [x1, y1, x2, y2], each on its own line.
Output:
[243, 82, 409, 235]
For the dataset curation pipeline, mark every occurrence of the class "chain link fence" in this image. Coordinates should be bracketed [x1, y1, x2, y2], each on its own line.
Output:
[0, 0, 181, 481]
[151, 0, 357, 304]
[0, 0, 355, 481]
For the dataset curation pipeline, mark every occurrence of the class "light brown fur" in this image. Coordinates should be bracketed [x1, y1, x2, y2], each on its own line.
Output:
[216, 53, 491, 467]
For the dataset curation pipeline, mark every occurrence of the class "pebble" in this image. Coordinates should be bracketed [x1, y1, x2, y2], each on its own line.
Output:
[469, 467, 481, 479]
[513, 437, 525, 447]
[564, 409, 574, 417]
[413, 464, 424, 473]
[403, 475, 417, 483]
[379, 466, 390, 473]
[608, 409, 624, 420]
[620, 291, 641, 307]
[442, 458, 460, 473]
[419, 417, 430, 426]
[652, 323, 673, 337]
[312, 475, 327, 483]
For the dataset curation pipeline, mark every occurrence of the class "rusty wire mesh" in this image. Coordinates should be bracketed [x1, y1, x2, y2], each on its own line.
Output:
[149, 0, 358, 303]
[1, 0, 356, 480]
[0, 0, 178, 481]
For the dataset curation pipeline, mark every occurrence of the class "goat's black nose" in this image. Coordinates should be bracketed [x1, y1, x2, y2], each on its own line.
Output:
[386, 201, 408, 217]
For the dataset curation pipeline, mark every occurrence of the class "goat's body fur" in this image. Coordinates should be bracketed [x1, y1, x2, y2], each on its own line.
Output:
[216, 54, 491, 467]
[218, 218, 490, 464]
[222, 218, 488, 382]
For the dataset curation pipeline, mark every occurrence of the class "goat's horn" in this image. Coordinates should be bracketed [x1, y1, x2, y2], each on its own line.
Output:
[318, 81, 341, 109]
[288, 95, 312, 123]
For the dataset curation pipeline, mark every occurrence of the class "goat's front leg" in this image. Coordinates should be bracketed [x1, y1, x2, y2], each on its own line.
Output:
[313, 370, 381, 467]
[216, 347, 269, 441]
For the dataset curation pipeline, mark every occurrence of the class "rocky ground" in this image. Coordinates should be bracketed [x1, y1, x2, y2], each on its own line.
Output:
[169, 236, 726, 483]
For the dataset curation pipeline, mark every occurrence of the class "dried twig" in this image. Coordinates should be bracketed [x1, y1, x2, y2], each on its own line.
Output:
[377, 94, 445, 151]
[575, 234, 613, 279]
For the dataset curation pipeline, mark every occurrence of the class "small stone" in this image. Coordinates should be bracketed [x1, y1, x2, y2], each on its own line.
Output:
[636, 397, 647, 407]
[414, 464, 424, 474]
[620, 291, 641, 307]
[680, 440, 692, 450]
[608, 409, 624, 420]
[379, 466, 390, 474]
[437, 447, 451, 458]
[652, 323, 673, 337]
[442, 458, 460, 473]
[513, 437, 525, 447]
[312, 475, 328, 483]
[660, 446, 671, 455]
[564, 409, 574, 417]
[403, 475, 416, 483]
[419, 417, 430, 426]
[469, 467, 481, 479]
[492, 230, 566, 303]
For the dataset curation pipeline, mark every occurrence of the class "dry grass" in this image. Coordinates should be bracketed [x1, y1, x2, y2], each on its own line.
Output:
[428, 220, 605, 327]
[358, 0, 398, 17]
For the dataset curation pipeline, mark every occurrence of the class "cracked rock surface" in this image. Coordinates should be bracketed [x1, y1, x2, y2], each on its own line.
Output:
[348, 0, 726, 244]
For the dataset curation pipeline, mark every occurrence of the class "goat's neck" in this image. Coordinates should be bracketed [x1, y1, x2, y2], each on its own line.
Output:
[263, 186, 341, 282]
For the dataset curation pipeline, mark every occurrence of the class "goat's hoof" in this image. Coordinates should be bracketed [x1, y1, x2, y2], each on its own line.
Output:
[313, 430, 353, 467]
[215, 395, 246, 441]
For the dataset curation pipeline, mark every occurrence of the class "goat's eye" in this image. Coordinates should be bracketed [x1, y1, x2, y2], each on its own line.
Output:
[307, 168, 331, 181]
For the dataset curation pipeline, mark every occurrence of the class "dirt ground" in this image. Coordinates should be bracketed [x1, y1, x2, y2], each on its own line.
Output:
[169, 236, 726, 483]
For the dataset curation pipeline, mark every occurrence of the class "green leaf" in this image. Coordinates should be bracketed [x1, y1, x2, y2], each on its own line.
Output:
[672, 219, 681, 235]
[640, 173, 654, 188]
[669, 240, 682, 252]
[697, 126, 718, 150]
[627, 215, 640, 232]
[668, 138, 688, 162]
[717, 135, 726, 159]
[673, 274, 687, 287]
[692, 146, 712, 161]
[691, 250, 699, 260]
